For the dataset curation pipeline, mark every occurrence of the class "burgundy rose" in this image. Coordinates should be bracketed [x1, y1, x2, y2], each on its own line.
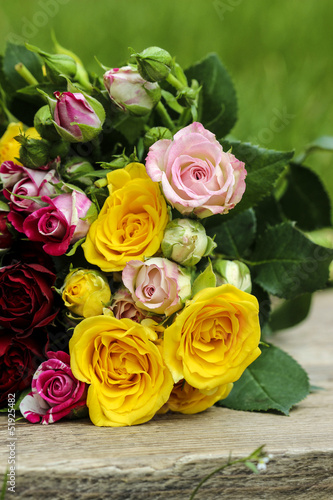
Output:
[19, 351, 87, 424]
[0, 211, 13, 249]
[0, 332, 45, 408]
[0, 262, 58, 337]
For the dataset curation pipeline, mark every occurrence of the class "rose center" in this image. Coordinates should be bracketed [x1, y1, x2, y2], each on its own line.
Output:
[143, 285, 155, 298]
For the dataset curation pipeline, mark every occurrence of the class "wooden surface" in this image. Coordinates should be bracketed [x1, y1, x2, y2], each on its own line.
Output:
[1, 289, 332, 499]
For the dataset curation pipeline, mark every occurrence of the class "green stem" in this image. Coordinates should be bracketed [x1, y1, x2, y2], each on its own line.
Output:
[156, 101, 175, 131]
[166, 72, 185, 91]
[15, 63, 38, 86]
[189, 458, 244, 499]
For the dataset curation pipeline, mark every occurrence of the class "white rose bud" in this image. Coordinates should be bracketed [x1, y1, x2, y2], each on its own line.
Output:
[161, 219, 216, 267]
[213, 259, 252, 293]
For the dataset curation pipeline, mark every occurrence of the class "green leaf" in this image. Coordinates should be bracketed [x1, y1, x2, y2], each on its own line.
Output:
[279, 164, 331, 231]
[192, 261, 216, 297]
[66, 237, 86, 257]
[185, 53, 237, 138]
[220, 140, 294, 213]
[3, 42, 43, 93]
[254, 196, 284, 235]
[295, 135, 333, 164]
[269, 293, 312, 332]
[218, 344, 310, 415]
[249, 222, 333, 299]
[205, 209, 256, 258]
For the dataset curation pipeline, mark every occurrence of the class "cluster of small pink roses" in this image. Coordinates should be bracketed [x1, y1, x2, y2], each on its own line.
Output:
[0, 48, 261, 427]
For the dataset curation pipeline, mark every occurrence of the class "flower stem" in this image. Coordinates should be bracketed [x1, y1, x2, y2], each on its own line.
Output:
[156, 101, 175, 131]
[166, 72, 185, 91]
[15, 63, 38, 86]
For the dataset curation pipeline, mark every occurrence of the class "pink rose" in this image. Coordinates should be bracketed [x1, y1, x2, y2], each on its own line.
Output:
[145, 122, 247, 218]
[53, 91, 104, 142]
[122, 257, 191, 316]
[110, 287, 147, 322]
[1, 163, 59, 232]
[103, 66, 160, 116]
[22, 191, 92, 256]
[19, 351, 87, 424]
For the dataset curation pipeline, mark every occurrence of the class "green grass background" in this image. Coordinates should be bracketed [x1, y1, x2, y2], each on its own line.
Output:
[1, 0, 332, 212]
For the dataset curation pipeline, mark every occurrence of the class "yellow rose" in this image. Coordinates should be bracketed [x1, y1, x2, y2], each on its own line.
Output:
[163, 284, 261, 392]
[69, 315, 174, 426]
[82, 163, 169, 272]
[62, 268, 111, 318]
[164, 380, 233, 415]
[0, 123, 40, 164]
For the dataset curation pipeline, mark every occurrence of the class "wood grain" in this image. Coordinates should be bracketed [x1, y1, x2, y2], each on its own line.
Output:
[1, 289, 332, 499]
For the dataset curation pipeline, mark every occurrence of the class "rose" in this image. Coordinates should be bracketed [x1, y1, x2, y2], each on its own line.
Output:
[52, 91, 105, 142]
[69, 315, 174, 426]
[163, 380, 233, 415]
[214, 259, 252, 293]
[103, 66, 160, 116]
[22, 191, 92, 256]
[82, 163, 169, 272]
[0, 332, 44, 408]
[122, 257, 191, 316]
[1, 163, 59, 232]
[161, 218, 216, 266]
[0, 122, 40, 165]
[0, 262, 57, 337]
[110, 287, 147, 323]
[145, 122, 247, 218]
[0, 211, 13, 249]
[62, 268, 111, 317]
[19, 351, 87, 424]
[163, 284, 261, 392]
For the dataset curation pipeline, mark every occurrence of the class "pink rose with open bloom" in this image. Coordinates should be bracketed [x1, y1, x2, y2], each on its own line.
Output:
[122, 257, 191, 316]
[22, 191, 92, 256]
[0, 161, 59, 232]
[19, 351, 87, 424]
[145, 122, 247, 218]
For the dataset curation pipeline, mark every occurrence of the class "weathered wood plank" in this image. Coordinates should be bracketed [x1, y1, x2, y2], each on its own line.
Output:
[1, 289, 332, 499]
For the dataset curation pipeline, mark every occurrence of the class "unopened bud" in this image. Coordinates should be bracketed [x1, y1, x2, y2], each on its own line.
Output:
[132, 46, 173, 82]
[213, 259, 252, 293]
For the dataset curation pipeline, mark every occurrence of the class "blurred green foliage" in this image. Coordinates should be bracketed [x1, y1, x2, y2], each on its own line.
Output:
[0, 0, 332, 213]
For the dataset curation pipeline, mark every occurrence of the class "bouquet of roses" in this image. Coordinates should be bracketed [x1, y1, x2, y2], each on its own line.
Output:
[0, 40, 332, 427]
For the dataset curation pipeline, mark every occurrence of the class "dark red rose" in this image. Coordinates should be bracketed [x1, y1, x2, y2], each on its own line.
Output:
[0, 211, 13, 249]
[0, 262, 58, 337]
[0, 331, 45, 408]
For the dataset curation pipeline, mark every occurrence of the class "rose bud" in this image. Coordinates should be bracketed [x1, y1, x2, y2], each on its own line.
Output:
[62, 268, 111, 318]
[26, 43, 77, 84]
[122, 257, 191, 316]
[22, 191, 93, 256]
[143, 126, 173, 150]
[14, 133, 50, 169]
[213, 259, 252, 293]
[52, 91, 105, 143]
[19, 351, 87, 425]
[62, 157, 95, 187]
[0, 210, 13, 249]
[103, 66, 161, 116]
[131, 46, 173, 82]
[161, 218, 216, 267]
[0, 122, 39, 165]
[34, 105, 60, 141]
